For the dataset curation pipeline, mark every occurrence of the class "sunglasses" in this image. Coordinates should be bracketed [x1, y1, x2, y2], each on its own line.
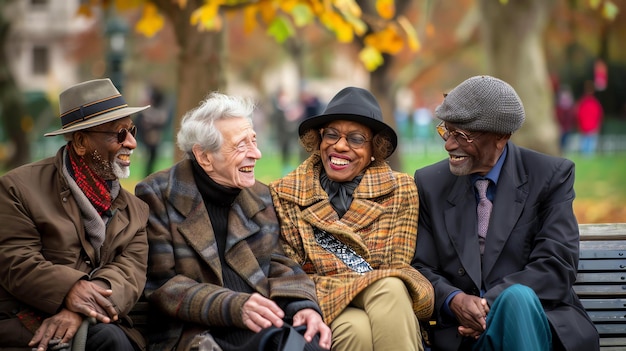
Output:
[84, 125, 137, 144]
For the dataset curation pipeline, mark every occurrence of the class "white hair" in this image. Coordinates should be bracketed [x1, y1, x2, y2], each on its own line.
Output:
[176, 92, 256, 158]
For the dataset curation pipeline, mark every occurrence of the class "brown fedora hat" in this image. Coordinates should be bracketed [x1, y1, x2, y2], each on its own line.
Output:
[298, 86, 398, 157]
[44, 78, 150, 137]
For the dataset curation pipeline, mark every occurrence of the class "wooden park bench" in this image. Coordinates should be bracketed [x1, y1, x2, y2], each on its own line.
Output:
[575, 223, 626, 351]
[128, 223, 626, 350]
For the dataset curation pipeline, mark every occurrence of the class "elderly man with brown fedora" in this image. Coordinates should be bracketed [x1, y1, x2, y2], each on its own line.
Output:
[0, 78, 150, 351]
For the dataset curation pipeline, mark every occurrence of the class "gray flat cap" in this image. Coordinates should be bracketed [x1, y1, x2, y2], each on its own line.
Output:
[435, 75, 525, 134]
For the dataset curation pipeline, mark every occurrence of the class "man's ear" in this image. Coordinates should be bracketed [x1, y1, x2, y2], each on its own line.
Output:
[496, 134, 511, 150]
[71, 132, 89, 156]
[192, 145, 213, 172]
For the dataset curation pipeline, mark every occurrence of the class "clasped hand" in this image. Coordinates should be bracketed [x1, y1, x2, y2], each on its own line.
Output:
[28, 280, 118, 351]
[242, 293, 332, 349]
[450, 292, 490, 339]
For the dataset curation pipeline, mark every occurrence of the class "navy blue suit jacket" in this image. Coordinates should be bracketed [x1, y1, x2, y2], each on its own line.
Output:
[412, 142, 598, 351]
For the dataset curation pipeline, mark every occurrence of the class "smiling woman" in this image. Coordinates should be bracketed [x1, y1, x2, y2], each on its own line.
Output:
[269, 86, 434, 351]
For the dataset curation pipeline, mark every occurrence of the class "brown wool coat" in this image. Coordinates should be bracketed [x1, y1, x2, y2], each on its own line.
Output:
[0, 147, 149, 350]
[269, 154, 434, 323]
[135, 159, 321, 351]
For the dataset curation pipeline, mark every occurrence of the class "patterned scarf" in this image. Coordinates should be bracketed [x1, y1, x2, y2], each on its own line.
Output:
[67, 145, 111, 215]
[319, 170, 363, 218]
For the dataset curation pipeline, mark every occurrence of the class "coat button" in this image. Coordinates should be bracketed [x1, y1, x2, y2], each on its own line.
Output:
[457, 268, 466, 276]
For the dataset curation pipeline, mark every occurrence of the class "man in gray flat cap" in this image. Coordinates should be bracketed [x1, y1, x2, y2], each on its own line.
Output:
[0, 78, 150, 351]
[411, 75, 599, 351]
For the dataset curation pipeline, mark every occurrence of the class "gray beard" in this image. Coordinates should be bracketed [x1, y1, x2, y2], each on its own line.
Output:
[113, 161, 130, 179]
[87, 149, 131, 180]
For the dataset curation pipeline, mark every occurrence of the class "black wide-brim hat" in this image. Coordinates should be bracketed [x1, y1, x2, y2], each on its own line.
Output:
[298, 86, 398, 157]
[44, 78, 150, 136]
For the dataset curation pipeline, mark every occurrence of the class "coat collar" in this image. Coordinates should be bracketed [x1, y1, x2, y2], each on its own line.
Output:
[272, 154, 398, 257]
[273, 153, 398, 206]
[163, 159, 268, 288]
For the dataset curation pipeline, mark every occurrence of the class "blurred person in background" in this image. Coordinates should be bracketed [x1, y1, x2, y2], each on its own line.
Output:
[576, 80, 604, 156]
[555, 85, 576, 154]
[136, 86, 170, 176]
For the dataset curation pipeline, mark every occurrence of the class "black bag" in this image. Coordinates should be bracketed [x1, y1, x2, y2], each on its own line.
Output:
[255, 324, 306, 351]
[221, 324, 309, 351]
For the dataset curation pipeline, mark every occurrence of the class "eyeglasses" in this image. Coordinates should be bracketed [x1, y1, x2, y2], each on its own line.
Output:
[321, 128, 370, 149]
[83, 125, 137, 144]
[436, 122, 479, 145]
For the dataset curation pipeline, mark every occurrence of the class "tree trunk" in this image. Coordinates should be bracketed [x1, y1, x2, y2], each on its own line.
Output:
[479, 0, 559, 155]
[358, 0, 414, 171]
[151, 0, 226, 161]
[0, 0, 30, 170]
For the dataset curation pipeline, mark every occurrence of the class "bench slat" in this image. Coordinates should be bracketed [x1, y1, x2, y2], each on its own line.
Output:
[595, 323, 626, 335]
[579, 249, 626, 259]
[579, 224, 626, 241]
[574, 285, 626, 296]
[599, 337, 626, 347]
[586, 310, 626, 323]
[580, 298, 626, 310]
[576, 272, 626, 283]
[578, 259, 626, 271]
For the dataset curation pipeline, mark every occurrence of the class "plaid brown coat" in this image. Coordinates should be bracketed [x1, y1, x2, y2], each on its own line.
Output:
[135, 159, 320, 351]
[270, 154, 434, 323]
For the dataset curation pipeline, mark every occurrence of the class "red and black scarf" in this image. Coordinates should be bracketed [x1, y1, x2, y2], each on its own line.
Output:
[68, 146, 111, 215]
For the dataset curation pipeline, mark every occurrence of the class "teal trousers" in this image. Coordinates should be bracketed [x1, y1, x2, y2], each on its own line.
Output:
[473, 284, 552, 351]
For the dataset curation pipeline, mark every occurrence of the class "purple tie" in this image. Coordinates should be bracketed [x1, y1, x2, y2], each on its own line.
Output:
[475, 179, 492, 255]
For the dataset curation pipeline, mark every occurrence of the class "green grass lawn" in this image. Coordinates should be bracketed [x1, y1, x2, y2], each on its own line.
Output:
[126, 150, 626, 204]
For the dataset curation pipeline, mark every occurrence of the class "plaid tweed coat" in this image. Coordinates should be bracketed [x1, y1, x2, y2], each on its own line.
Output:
[135, 159, 321, 351]
[269, 154, 434, 324]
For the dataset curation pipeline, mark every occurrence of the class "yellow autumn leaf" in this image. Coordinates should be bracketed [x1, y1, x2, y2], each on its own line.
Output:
[321, 11, 354, 43]
[342, 11, 367, 36]
[376, 0, 395, 20]
[115, 0, 143, 11]
[190, 2, 223, 31]
[279, 0, 300, 13]
[243, 4, 259, 33]
[398, 16, 420, 52]
[359, 46, 384, 72]
[289, 3, 315, 27]
[364, 26, 404, 55]
[602, 1, 619, 20]
[308, 0, 325, 15]
[135, 3, 165, 38]
[334, 0, 361, 17]
[76, 4, 93, 18]
[258, 0, 278, 24]
[588, 0, 601, 10]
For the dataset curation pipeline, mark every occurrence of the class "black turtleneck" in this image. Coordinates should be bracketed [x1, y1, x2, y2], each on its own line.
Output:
[191, 160, 253, 294]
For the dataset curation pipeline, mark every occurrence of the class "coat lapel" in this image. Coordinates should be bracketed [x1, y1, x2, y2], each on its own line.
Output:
[299, 159, 394, 258]
[445, 176, 483, 289]
[224, 188, 270, 296]
[169, 161, 223, 283]
[482, 143, 528, 279]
